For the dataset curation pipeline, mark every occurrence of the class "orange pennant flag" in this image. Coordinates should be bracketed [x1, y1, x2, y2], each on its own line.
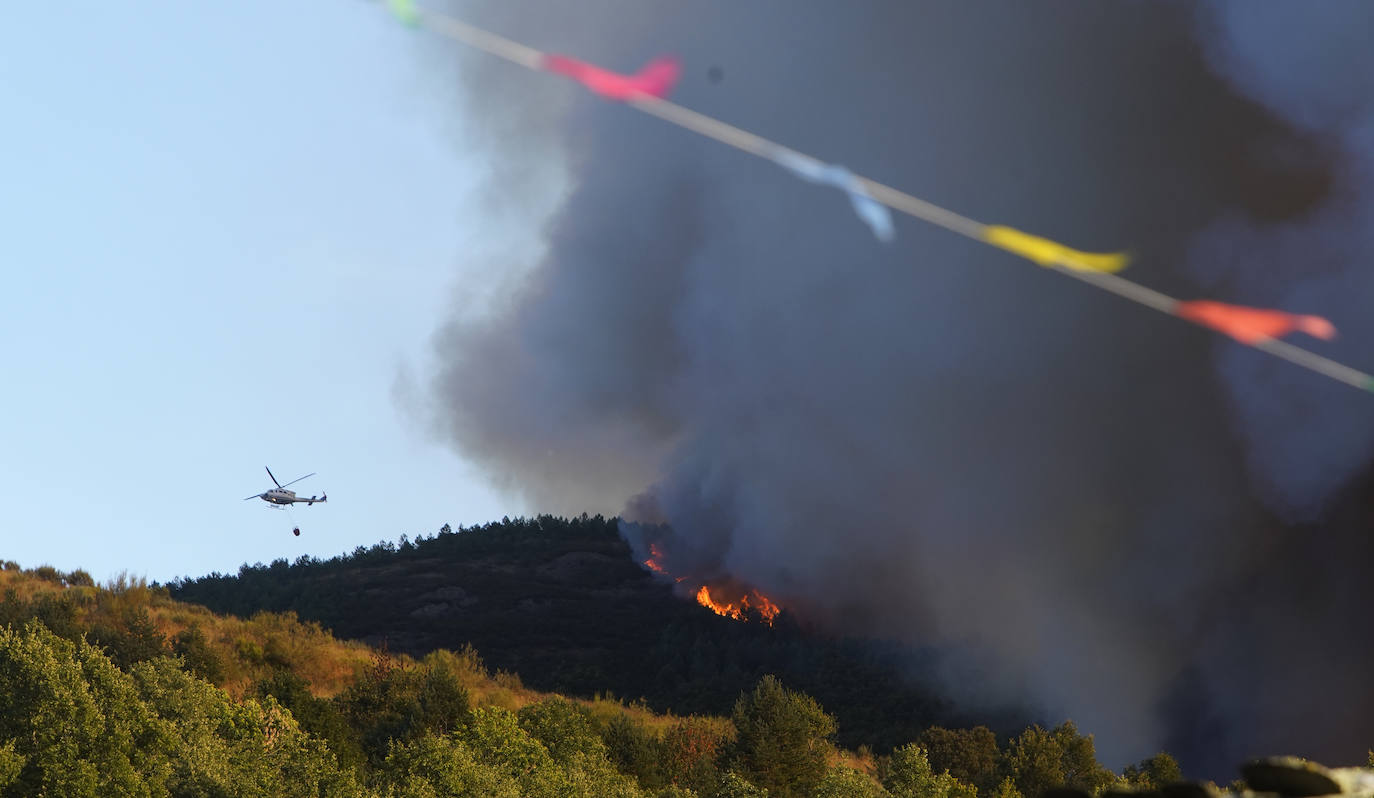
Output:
[1175, 300, 1336, 344]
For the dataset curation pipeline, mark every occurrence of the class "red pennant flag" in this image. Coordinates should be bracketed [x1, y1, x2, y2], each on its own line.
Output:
[1176, 300, 1336, 344]
[541, 54, 681, 101]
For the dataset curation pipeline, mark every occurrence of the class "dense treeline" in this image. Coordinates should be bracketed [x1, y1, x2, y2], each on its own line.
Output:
[166, 514, 1024, 752]
[0, 561, 1187, 797]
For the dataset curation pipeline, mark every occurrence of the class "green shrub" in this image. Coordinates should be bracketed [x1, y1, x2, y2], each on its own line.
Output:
[731, 676, 836, 798]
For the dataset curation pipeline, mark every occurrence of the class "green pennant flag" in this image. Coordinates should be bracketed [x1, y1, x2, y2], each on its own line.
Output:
[387, 0, 420, 27]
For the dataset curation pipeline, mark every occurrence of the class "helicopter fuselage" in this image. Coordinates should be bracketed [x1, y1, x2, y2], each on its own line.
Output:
[259, 489, 324, 505]
[263, 489, 297, 505]
[244, 468, 325, 506]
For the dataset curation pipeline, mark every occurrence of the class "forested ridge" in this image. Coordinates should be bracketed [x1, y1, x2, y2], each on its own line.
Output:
[0, 533, 1189, 796]
[166, 514, 1014, 753]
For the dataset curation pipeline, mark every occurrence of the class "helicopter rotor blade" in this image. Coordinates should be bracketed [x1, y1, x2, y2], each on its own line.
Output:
[265, 467, 283, 488]
[278, 472, 316, 489]
[244, 493, 264, 501]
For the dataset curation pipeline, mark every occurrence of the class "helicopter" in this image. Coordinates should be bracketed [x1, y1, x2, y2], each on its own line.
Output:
[243, 467, 327, 507]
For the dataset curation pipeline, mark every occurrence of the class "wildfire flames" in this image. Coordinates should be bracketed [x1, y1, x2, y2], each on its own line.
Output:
[695, 585, 781, 625]
[642, 543, 782, 626]
[642, 544, 668, 575]
[643, 544, 687, 582]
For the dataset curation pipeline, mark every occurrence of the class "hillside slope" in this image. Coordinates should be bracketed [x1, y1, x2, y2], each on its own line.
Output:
[0, 563, 752, 795]
[167, 515, 1030, 753]
[0, 559, 1149, 798]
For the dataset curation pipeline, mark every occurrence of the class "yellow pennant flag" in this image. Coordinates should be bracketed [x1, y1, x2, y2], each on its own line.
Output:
[982, 225, 1129, 273]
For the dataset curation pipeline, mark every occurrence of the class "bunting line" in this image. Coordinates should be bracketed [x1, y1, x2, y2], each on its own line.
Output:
[386, 1, 1373, 394]
[770, 149, 896, 242]
[1251, 338, 1374, 393]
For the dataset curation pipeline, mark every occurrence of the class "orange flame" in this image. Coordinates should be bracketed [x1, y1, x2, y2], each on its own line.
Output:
[643, 544, 669, 576]
[696, 585, 781, 626]
[643, 544, 688, 582]
[644, 542, 783, 624]
[750, 591, 781, 623]
[695, 585, 735, 618]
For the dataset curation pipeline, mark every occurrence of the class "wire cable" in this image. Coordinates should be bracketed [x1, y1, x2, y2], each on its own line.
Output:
[397, 2, 1373, 394]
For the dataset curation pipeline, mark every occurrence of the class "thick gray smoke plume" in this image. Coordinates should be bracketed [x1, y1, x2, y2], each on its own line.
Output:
[1187, 2, 1374, 520]
[423, 0, 1374, 774]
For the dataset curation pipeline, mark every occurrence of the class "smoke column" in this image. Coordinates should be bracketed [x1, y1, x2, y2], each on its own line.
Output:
[1187, 2, 1374, 519]
[421, 0, 1374, 774]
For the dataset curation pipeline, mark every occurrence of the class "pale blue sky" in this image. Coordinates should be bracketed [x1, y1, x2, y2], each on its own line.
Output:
[0, 0, 534, 582]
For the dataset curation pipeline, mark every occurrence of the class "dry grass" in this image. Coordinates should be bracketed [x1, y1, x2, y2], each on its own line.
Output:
[828, 745, 879, 774]
[0, 564, 791, 756]
[0, 565, 373, 698]
[581, 693, 737, 741]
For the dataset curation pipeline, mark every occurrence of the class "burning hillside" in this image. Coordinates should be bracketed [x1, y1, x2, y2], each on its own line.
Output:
[642, 544, 686, 581]
[696, 585, 781, 624]
[641, 537, 783, 626]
